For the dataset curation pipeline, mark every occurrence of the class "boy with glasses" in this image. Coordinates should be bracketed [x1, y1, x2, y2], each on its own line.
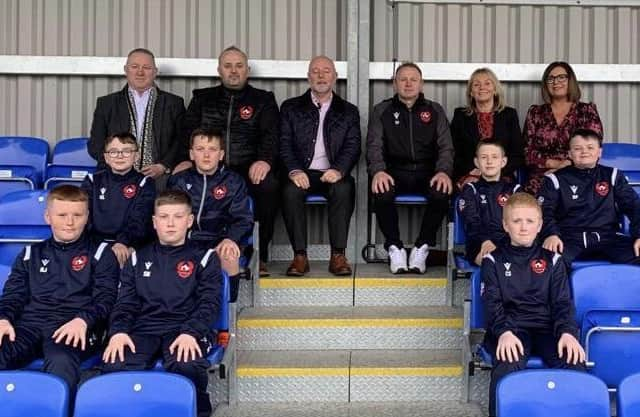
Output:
[82, 132, 156, 267]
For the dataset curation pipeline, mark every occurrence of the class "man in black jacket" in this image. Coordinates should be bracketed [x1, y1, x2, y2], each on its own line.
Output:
[180, 46, 280, 276]
[279, 56, 361, 276]
[0, 186, 119, 392]
[367, 62, 454, 274]
[89, 48, 186, 189]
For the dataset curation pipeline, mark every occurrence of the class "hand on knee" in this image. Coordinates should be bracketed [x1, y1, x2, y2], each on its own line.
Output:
[496, 331, 524, 363]
[169, 333, 203, 363]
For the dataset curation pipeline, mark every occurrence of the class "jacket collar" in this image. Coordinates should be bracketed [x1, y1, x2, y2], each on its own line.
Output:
[302, 89, 344, 113]
[392, 92, 428, 109]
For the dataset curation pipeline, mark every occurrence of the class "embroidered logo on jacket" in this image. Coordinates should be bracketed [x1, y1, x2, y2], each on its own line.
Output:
[176, 260, 195, 279]
[570, 185, 579, 200]
[504, 262, 512, 277]
[480, 194, 487, 204]
[530, 259, 547, 274]
[71, 255, 89, 272]
[393, 112, 400, 125]
[419, 111, 431, 124]
[122, 184, 137, 199]
[497, 193, 509, 207]
[40, 258, 49, 273]
[458, 198, 466, 212]
[143, 261, 153, 277]
[212, 184, 227, 200]
[239, 105, 254, 120]
[595, 181, 609, 197]
[99, 187, 107, 200]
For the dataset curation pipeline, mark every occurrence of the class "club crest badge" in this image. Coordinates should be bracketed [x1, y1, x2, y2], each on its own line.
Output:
[530, 258, 547, 274]
[239, 105, 254, 120]
[122, 184, 137, 199]
[212, 184, 227, 200]
[497, 193, 509, 207]
[176, 260, 195, 279]
[71, 255, 88, 272]
[419, 111, 431, 124]
[595, 181, 609, 197]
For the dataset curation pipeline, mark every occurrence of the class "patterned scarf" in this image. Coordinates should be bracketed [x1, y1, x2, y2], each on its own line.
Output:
[126, 86, 157, 169]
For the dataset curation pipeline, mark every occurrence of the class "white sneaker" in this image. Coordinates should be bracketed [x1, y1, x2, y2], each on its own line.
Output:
[408, 244, 429, 274]
[388, 245, 408, 274]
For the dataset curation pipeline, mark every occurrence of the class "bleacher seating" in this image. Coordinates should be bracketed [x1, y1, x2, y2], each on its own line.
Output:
[44, 137, 97, 190]
[0, 136, 50, 198]
[572, 264, 640, 389]
[618, 372, 640, 417]
[0, 371, 69, 417]
[601, 143, 640, 184]
[450, 195, 478, 274]
[73, 372, 196, 417]
[0, 189, 50, 240]
[496, 369, 610, 417]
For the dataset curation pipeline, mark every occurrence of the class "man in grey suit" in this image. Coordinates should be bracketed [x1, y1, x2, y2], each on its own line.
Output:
[89, 48, 186, 189]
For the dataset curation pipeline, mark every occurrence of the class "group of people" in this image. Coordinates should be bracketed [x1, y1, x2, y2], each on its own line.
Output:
[0, 44, 638, 416]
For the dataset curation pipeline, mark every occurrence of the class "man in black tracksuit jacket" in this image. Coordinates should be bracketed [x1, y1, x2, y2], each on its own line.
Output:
[482, 193, 584, 417]
[0, 186, 119, 392]
[181, 46, 279, 274]
[366, 63, 454, 273]
[539, 128, 640, 266]
[102, 190, 222, 417]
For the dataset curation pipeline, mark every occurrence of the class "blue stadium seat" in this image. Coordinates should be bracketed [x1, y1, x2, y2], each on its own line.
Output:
[362, 193, 429, 263]
[601, 143, 640, 184]
[0, 241, 37, 290]
[306, 194, 328, 204]
[618, 372, 640, 417]
[0, 165, 36, 200]
[0, 136, 50, 188]
[45, 138, 97, 190]
[0, 190, 51, 240]
[497, 369, 610, 417]
[74, 372, 196, 417]
[0, 370, 69, 417]
[452, 195, 479, 273]
[571, 260, 611, 270]
[572, 265, 640, 388]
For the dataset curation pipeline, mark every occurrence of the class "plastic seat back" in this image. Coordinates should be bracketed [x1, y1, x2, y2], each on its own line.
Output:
[0, 190, 51, 239]
[51, 137, 96, 167]
[497, 369, 610, 417]
[618, 372, 640, 417]
[0, 137, 50, 185]
[0, 371, 69, 417]
[74, 372, 196, 417]
[601, 143, 640, 184]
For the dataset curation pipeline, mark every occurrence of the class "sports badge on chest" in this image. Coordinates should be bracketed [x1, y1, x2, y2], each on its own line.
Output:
[530, 259, 547, 274]
[595, 181, 609, 197]
[122, 184, 137, 199]
[143, 261, 153, 278]
[71, 255, 88, 272]
[176, 260, 195, 279]
[239, 105, 254, 120]
[212, 184, 227, 200]
[99, 187, 107, 200]
[419, 111, 431, 124]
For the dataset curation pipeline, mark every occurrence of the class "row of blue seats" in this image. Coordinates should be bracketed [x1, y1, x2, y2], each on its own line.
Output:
[0, 136, 96, 198]
[1, 371, 199, 417]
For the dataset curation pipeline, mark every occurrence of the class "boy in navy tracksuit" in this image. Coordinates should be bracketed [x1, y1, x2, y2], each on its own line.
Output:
[102, 190, 222, 417]
[539, 128, 640, 266]
[459, 139, 520, 266]
[0, 185, 119, 391]
[482, 192, 585, 417]
[168, 128, 253, 301]
[81, 132, 156, 267]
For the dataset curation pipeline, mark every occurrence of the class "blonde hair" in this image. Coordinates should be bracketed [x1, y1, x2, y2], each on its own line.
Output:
[464, 67, 506, 115]
[503, 192, 542, 220]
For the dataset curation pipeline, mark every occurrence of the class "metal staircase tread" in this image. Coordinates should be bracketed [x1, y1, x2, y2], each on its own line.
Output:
[239, 305, 462, 320]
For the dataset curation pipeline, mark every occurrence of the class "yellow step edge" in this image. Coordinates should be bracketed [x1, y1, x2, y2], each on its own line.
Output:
[260, 278, 351, 289]
[237, 366, 462, 378]
[355, 278, 447, 288]
[237, 317, 463, 328]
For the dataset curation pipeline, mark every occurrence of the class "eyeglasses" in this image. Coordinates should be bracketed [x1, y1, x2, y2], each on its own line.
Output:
[127, 64, 154, 72]
[104, 149, 136, 158]
[545, 74, 569, 84]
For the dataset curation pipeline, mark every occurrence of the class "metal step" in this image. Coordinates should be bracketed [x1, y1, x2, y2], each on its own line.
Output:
[213, 401, 485, 417]
[237, 306, 463, 350]
[235, 349, 464, 403]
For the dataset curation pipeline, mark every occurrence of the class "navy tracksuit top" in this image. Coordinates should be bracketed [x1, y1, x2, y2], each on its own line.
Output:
[539, 164, 640, 239]
[459, 178, 520, 246]
[0, 235, 120, 329]
[81, 168, 156, 247]
[481, 244, 578, 339]
[167, 166, 253, 246]
[108, 240, 222, 340]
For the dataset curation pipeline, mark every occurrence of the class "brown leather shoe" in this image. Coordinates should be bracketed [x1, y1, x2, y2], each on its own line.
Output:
[259, 261, 270, 277]
[329, 253, 352, 276]
[286, 254, 309, 276]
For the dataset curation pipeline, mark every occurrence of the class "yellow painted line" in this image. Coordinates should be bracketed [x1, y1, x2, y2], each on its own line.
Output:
[355, 278, 446, 288]
[237, 367, 349, 377]
[238, 317, 463, 328]
[260, 278, 351, 289]
[351, 366, 463, 377]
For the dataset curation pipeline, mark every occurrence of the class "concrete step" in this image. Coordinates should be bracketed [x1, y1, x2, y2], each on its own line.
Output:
[236, 349, 464, 402]
[213, 401, 484, 417]
[246, 262, 450, 308]
[237, 306, 463, 350]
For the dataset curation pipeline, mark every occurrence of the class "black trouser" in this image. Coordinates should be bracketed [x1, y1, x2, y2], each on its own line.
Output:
[561, 231, 640, 268]
[372, 168, 449, 250]
[102, 331, 213, 417]
[0, 321, 98, 394]
[484, 328, 585, 417]
[281, 170, 355, 252]
[230, 163, 280, 263]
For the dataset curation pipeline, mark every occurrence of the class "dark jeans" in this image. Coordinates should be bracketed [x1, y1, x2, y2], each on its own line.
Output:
[372, 168, 449, 249]
[230, 163, 280, 263]
[484, 328, 585, 417]
[102, 331, 213, 417]
[281, 170, 355, 252]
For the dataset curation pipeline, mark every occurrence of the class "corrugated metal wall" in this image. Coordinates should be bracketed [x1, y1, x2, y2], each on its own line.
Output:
[1, 0, 639, 256]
